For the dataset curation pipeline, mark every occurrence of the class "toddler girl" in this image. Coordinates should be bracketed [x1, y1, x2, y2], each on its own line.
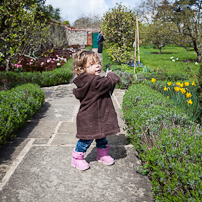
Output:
[71, 50, 120, 170]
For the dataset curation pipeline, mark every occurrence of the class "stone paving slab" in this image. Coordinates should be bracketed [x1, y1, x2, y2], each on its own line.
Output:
[0, 138, 31, 182]
[33, 104, 79, 122]
[0, 82, 153, 201]
[16, 121, 59, 139]
[0, 146, 152, 202]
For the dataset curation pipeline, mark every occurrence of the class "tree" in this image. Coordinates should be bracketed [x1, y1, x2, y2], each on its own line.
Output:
[143, 20, 171, 53]
[154, 0, 202, 62]
[169, 0, 202, 62]
[73, 14, 102, 28]
[102, 3, 136, 64]
[137, 0, 173, 51]
[137, 0, 161, 23]
[0, 0, 49, 70]
[38, 4, 61, 21]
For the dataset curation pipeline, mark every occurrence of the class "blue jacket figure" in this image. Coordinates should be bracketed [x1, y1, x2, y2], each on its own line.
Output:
[97, 31, 101, 44]
[97, 31, 105, 53]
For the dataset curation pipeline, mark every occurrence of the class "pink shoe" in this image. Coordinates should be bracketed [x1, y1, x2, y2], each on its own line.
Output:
[96, 145, 114, 165]
[71, 149, 90, 171]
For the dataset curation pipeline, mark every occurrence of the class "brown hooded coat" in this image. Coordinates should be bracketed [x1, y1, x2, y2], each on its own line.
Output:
[73, 72, 120, 140]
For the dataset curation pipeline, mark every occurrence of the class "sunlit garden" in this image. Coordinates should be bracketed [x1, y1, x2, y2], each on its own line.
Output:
[1, 0, 202, 201]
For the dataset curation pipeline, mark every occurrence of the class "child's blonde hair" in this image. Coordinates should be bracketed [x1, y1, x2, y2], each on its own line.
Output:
[73, 50, 101, 75]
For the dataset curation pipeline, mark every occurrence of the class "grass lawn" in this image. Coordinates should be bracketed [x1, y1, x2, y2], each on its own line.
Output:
[140, 45, 199, 80]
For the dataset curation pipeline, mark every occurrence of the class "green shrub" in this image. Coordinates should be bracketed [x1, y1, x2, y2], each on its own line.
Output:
[134, 72, 188, 84]
[107, 44, 133, 64]
[0, 83, 45, 146]
[122, 84, 193, 155]
[197, 65, 202, 119]
[0, 61, 72, 90]
[122, 84, 202, 201]
[147, 127, 202, 201]
[113, 70, 135, 89]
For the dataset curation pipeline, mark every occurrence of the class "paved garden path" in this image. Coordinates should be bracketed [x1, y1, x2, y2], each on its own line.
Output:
[0, 59, 153, 202]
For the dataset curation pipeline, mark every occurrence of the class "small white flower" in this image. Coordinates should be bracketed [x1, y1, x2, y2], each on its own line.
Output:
[64, 58, 67, 62]
[40, 62, 44, 66]
[47, 59, 50, 63]
[176, 58, 178, 60]
[57, 63, 61, 66]
[195, 62, 198, 65]
[56, 58, 60, 61]
[172, 59, 175, 62]
[170, 56, 174, 59]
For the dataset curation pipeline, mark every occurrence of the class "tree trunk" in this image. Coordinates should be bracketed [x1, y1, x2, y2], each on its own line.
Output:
[197, 53, 201, 63]
[159, 47, 162, 54]
[5, 59, 10, 71]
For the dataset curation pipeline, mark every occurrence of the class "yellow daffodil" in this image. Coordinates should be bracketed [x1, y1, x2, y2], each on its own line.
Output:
[174, 87, 180, 92]
[167, 96, 169, 98]
[180, 83, 184, 88]
[185, 82, 189, 86]
[164, 86, 168, 91]
[187, 99, 193, 105]
[192, 81, 196, 86]
[176, 82, 180, 86]
[151, 78, 156, 83]
[167, 82, 171, 86]
[186, 92, 192, 98]
[180, 88, 186, 94]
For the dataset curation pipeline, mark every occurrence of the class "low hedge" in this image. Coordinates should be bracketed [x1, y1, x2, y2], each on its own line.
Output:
[122, 84, 202, 201]
[0, 60, 73, 90]
[147, 127, 202, 201]
[134, 72, 188, 83]
[0, 83, 45, 146]
[114, 70, 135, 89]
[108, 66, 188, 90]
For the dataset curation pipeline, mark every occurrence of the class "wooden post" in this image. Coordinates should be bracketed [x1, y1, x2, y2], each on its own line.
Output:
[137, 17, 140, 63]
[134, 16, 140, 73]
[134, 19, 137, 73]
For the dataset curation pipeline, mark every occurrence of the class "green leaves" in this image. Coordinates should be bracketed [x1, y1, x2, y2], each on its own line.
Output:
[0, 0, 49, 69]
[0, 83, 45, 146]
[122, 83, 202, 200]
[102, 3, 136, 64]
[0, 63, 72, 88]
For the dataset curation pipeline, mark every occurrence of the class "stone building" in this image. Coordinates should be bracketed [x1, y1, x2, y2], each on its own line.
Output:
[65, 26, 100, 48]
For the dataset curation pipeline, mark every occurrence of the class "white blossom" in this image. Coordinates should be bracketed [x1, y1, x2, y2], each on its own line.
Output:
[57, 63, 61, 66]
[172, 59, 175, 62]
[195, 62, 198, 65]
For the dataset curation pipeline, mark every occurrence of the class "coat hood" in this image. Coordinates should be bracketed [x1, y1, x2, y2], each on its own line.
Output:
[73, 73, 95, 101]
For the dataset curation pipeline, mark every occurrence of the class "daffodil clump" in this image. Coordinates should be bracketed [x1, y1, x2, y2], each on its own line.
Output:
[150, 78, 200, 122]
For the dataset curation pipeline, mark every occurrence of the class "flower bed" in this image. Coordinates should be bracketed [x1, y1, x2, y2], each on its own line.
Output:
[0, 83, 45, 146]
[122, 84, 202, 201]
[0, 59, 73, 90]
[143, 79, 201, 123]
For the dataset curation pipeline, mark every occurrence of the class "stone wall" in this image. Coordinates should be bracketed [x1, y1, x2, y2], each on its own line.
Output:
[66, 26, 99, 46]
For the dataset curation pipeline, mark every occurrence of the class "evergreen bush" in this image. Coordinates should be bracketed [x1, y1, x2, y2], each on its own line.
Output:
[122, 84, 202, 201]
[0, 83, 45, 146]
